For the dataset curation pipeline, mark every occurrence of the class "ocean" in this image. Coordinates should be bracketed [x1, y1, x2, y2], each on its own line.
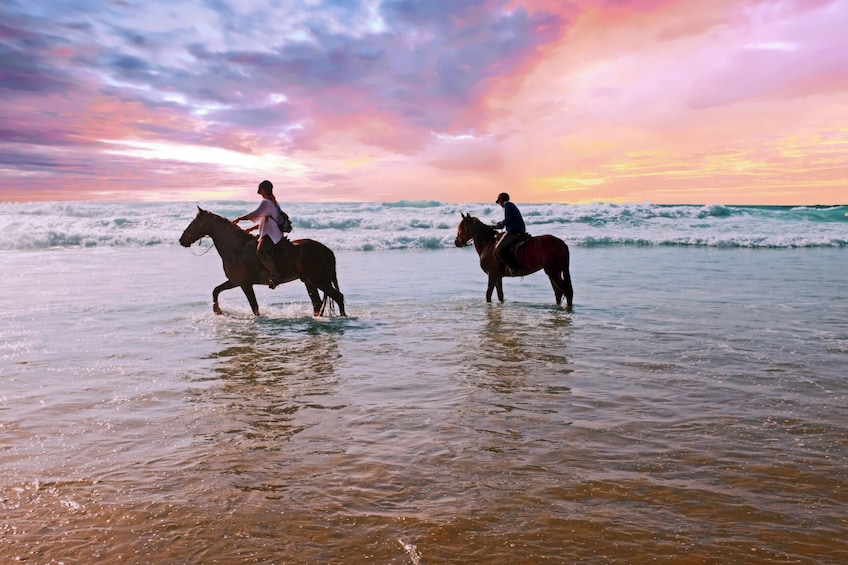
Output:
[1, 200, 846, 563]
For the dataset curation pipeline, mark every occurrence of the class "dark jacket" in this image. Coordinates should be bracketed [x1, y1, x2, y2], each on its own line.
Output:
[496, 202, 526, 234]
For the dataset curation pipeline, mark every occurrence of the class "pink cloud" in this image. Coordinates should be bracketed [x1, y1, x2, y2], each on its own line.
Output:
[1, 0, 846, 204]
[687, 0, 848, 108]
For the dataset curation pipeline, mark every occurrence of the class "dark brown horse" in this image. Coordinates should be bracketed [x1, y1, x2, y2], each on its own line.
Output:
[455, 213, 573, 309]
[179, 207, 346, 317]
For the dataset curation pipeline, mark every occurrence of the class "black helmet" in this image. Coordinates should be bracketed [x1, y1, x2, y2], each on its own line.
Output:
[495, 192, 510, 204]
[257, 180, 274, 194]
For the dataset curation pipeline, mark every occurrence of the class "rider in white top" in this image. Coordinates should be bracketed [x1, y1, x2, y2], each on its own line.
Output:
[232, 180, 285, 288]
[241, 196, 284, 244]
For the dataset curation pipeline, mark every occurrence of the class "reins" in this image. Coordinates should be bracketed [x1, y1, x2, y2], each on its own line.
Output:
[470, 218, 497, 243]
[190, 238, 216, 256]
[187, 211, 249, 256]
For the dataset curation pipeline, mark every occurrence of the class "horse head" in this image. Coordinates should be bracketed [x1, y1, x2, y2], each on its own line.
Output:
[455, 212, 474, 247]
[455, 212, 495, 247]
[179, 206, 211, 247]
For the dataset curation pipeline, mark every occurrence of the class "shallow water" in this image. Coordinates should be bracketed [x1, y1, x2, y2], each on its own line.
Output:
[1, 244, 847, 563]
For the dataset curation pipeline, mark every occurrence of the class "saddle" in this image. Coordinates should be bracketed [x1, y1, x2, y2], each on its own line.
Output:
[496, 232, 531, 273]
[512, 233, 532, 253]
[497, 232, 531, 254]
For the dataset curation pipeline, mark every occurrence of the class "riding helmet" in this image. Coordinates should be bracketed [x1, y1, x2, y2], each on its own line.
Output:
[495, 192, 510, 204]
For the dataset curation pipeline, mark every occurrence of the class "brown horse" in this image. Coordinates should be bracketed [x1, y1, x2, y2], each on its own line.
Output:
[179, 207, 346, 317]
[455, 213, 573, 309]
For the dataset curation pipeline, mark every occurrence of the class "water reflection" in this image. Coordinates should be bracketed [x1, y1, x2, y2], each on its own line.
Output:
[182, 317, 345, 495]
[450, 305, 576, 461]
[209, 315, 343, 381]
[466, 304, 574, 391]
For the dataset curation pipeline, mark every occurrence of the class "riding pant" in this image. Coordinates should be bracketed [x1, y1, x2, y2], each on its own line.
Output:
[257, 234, 282, 284]
[496, 232, 522, 268]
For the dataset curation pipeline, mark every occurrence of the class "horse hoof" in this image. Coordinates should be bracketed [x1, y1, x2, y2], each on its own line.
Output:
[213, 305, 222, 315]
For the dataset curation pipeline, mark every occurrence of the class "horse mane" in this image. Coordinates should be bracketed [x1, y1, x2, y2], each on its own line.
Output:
[466, 215, 498, 242]
[200, 208, 257, 242]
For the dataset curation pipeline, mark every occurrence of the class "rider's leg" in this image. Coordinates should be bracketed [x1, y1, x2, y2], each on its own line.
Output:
[496, 233, 521, 272]
[257, 235, 282, 288]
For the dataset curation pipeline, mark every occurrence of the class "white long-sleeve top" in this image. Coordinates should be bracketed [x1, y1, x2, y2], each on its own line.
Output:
[243, 198, 284, 244]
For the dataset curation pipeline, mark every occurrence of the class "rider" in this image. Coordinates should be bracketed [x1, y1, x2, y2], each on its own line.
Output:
[232, 180, 286, 288]
[494, 192, 525, 273]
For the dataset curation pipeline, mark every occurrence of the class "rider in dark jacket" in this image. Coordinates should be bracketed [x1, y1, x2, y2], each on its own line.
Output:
[494, 192, 525, 272]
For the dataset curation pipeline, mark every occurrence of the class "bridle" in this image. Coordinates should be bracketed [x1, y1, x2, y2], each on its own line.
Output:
[190, 237, 216, 256]
[456, 218, 475, 246]
[184, 214, 217, 256]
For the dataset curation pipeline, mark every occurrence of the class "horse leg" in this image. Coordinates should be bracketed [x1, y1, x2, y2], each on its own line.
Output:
[305, 275, 345, 317]
[562, 248, 574, 311]
[486, 274, 496, 302]
[241, 284, 260, 315]
[330, 269, 347, 318]
[545, 267, 564, 305]
[487, 274, 504, 302]
[545, 266, 574, 310]
[212, 280, 238, 315]
[303, 281, 323, 316]
[563, 267, 574, 311]
[332, 273, 346, 317]
[319, 283, 346, 317]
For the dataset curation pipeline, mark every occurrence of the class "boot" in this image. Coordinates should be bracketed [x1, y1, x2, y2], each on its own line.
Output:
[500, 250, 520, 274]
[260, 257, 282, 289]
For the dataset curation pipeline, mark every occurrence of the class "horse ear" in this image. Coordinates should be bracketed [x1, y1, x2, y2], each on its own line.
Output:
[461, 212, 467, 219]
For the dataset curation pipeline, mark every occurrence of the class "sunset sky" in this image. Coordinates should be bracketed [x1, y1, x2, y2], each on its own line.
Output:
[1, 0, 846, 204]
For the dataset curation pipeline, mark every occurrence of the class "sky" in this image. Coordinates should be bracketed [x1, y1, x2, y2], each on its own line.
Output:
[1, 0, 846, 204]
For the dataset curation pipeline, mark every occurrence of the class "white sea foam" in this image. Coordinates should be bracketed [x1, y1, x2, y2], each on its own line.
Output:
[0, 200, 845, 250]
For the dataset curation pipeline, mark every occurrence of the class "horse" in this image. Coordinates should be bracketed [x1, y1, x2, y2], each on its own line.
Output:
[454, 213, 573, 310]
[179, 207, 346, 317]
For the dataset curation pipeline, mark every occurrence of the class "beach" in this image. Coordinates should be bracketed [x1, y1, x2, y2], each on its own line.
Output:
[1, 202, 847, 563]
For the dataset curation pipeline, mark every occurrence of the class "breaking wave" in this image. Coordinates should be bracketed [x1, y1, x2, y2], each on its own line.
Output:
[1, 201, 845, 251]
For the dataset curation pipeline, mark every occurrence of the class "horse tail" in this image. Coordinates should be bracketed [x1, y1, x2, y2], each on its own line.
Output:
[327, 255, 346, 316]
[562, 242, 574, 308]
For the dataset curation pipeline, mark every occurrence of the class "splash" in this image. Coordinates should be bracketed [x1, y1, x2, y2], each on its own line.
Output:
[398, 538, 422, 564]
